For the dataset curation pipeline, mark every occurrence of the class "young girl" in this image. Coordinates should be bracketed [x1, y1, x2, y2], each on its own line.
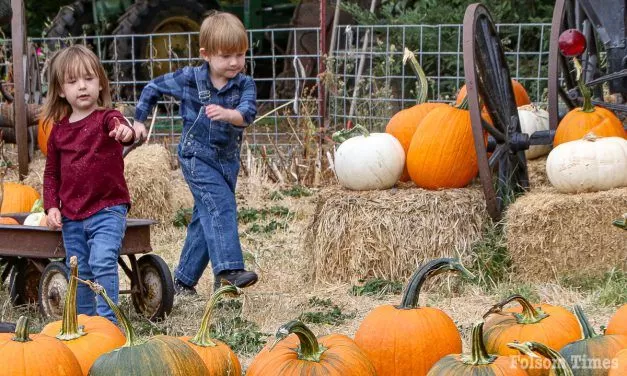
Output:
[43, 44, 135, 323]
[133, 11, 258, 294]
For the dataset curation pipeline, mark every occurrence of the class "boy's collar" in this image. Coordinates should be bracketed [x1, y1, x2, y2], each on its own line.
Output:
[199, 62, 242, 92]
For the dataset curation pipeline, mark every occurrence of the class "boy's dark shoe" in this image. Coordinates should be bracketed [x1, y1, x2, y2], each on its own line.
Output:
[213, 269, 258, 291]
[174, 278, 197, 296]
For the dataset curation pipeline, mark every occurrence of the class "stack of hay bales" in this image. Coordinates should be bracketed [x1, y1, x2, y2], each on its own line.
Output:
[304, 185, 488, 283]
[526, 156, 550, 189]
[505, 187, 627, 282]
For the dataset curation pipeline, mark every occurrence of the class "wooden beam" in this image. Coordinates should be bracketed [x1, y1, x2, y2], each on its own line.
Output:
[10, 0, 29, 179]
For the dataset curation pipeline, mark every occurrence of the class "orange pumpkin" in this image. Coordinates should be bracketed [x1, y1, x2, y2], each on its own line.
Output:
[508, 341, 574, 376]
[427, 321, 527, 376]
[0, 217, 19, 225]
[456, 79, 531, 107]
[554, 107, 625, 147]
[179, 285, 241, 375]
[0, 182, 40, 214]
[38, 116, 54, 156]
[609, 349, 627, 376]
[607, 304, 627, 336]
[406, 102, 478, 189]
[40, 257, 126, 375]
[0, 316, 83, 375]
[354, 258, 472, 376]
[247, 320, 376, 375]
[560, 305, 627, 375]
[483, 294, 581, 360]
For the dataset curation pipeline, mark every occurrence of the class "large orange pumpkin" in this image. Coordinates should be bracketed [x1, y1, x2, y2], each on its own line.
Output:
[40, 257, 126, 375]
[247, 320, 376, 375]
[607, 304, 627, 336]
[609, 349, 627, 376]
[482, 294, 581, 361]
[354, 258, 473, 376]
[508, 341, 574, 376]
[0, 182, 40, 214]
[38, 116, 54, 156]
[456, 79, 531, 107]
[179, 285, 241, 375]
[406, 102, 478, 189]
[427, 321, 527, 376]
[554, 107, 626, 147]
[0, 315, 83, 375]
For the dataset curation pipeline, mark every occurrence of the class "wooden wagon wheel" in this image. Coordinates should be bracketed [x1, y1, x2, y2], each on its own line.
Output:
[548, 0, 627, 130]
[462, 4, 531, 222]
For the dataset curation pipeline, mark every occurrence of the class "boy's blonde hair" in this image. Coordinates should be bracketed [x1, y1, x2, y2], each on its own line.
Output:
[199, 11, 248, 55]
[42, 44, 111, 124]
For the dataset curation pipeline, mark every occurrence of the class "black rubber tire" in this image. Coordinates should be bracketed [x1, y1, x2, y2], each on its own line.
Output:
[130, 254, 174, 321]
[38, 261, 70, 320]
[44, 0, 94, 50]
[0, 322, 16, 333]
[9, 259, 45, 306]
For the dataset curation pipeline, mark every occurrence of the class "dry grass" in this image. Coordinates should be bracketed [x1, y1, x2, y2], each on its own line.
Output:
[505, 187, 627, 282]
[526, 155, 550, 189]
[305, 184, 488, 283]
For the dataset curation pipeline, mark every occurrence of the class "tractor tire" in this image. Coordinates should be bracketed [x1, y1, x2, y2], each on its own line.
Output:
[109, 0, 218, 100]
[44, 0, 95, 50]
[0, 0, 11, 26]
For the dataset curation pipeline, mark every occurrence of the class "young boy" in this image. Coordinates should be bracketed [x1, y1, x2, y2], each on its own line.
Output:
[133, 11, 258, 294]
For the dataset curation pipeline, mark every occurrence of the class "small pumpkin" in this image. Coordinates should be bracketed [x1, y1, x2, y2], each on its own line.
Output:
[247, 319, 376, 375]
[40, 257, 126, 375]
[333, 125, 405, 190]
[483, 294, 581, 358]
[606, 304, 627, 336]
[179, 284, 242, 375]
[560, 305, 627, 375]
[508, 341, 574, 376]
[83, 279, 210, 375]
[0, 182, 40, 214]
[456, 79, 531, 108]
[38, 116, 54, 156]
[386, 48, 447, 181]
[519, 104, 551, 159]
[354, 258, 473, 376]
[0, 316, 83, 376]
[406, 99, 478, 189]
[0, 216, 19, 225]
[427, 321, 527, 376]
[609, 349, 627, 376]
[546, 134, 627, 193]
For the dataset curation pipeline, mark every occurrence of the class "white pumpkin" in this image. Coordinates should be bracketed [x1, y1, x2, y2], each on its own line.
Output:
[24, 212, 47, 226]
[518, 104, 551, 159]
[546, 133, 627, 193]
[334, 131, 405, 190]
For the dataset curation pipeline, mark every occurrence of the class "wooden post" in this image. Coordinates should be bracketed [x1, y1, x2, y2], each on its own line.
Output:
[319, 0, 327, 126]
[10, 0, 29, 179]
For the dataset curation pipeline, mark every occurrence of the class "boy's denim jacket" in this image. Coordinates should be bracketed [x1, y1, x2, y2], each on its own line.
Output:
[134, 62, 257, 160]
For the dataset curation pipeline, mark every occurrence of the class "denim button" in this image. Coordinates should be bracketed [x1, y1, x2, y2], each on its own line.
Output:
[187, 142, 191, 146]
[189, 134, 194, 138]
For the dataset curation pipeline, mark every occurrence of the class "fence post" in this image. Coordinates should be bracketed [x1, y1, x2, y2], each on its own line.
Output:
[319, 0, 327, 127]
[10, 0, 28, 179]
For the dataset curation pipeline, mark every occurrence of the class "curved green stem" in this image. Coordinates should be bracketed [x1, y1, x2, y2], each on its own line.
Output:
[573, 305, 597, 339]
[57, 256, 86, 341]
[270, 320, 326, 362]
[483, 294, 548, 324]
[12, 316, 32, 343]
[461, 321, 496, 365]
[78, 278, 136, 347]
[331, 124, 370, 143]
[456, 96, 469, 110]
[573, 58, 594, 112]
[508, 341, 574, 376]
[190, 284, 241, 347]
[403, 48, 429, 104]
[398, 258, 474, 309]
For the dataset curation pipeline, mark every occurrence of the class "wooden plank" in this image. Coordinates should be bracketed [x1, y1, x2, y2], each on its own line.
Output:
[10, 0, 29, 179]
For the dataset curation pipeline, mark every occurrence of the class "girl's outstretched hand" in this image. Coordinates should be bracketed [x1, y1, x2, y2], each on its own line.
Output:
[47, 208, 62, 230]
[109, 117, 134, 143]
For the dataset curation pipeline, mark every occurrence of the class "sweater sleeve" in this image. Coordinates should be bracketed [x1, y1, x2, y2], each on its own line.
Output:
[103, 109, 136, 146]
[43, 125, 61, 213]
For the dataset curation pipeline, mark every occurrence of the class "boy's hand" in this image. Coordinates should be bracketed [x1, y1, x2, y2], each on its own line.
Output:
[47, 208, 62, 230]
[133, 121, 148, 140]
[205, 104, 231, 122]
[109, 118, 134, 143]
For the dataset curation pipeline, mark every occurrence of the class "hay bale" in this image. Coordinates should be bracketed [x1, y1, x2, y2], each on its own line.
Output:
[305, 186, 488, 283]
[170, 169, 194, 211]
[124, 144, 173, 223]
[527, 156, 550, 189]
[505, 187, 627, 282]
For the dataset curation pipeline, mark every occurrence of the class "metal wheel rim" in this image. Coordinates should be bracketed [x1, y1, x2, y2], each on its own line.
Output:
[143, 16, 200, 78]
[40, 270, 68, 319]
[135, 264, 164, 318]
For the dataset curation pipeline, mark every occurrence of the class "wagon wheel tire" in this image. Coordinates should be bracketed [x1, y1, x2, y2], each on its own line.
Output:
[109, 0, 218, 100]
[131, 254, 174, 321]
[0, 321, 16, 333]
[38, 261, 69, 320]
[9, 259, 44, 306]
[44, 0, 95, 50]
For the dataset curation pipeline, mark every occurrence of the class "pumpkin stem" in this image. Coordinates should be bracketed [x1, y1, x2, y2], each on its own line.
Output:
[483, 294, 549, 324]
[461, 321, 496, 365]
[12, 316, 33, 343]
[331, 124, 370, 143]
[583, 132, 599, 142]
[190, 284, 241, 347]
[57, 256, 86, 341]
[573, 305, 597, 339]
[78, 278, 136, 347]
[270, 320, 327, 362]
[573, 58, 594, 113]
[398, 258, 474, 309]
[403, 47, 429, 104]
[613, 213, 627, 230]
[508, 341, 574, 376]
[456, 96, 470, 110]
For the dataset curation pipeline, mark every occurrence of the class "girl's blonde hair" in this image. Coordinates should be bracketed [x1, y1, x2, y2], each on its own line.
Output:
[42, 44, 111, 124]
[199, 11, 248, 55]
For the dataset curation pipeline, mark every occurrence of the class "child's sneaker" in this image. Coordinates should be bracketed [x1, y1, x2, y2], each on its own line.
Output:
[174, 278, 197, 296]
[213, 269, 258, 291]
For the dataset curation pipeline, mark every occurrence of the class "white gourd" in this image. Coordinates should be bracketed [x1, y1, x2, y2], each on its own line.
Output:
[518, 104, 551, 159]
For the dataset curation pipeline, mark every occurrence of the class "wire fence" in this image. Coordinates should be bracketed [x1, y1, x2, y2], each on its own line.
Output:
[0, 23, 551, 148]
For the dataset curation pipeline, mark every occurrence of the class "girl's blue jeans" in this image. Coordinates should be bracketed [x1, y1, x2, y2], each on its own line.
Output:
[61, 205, 127, 323]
